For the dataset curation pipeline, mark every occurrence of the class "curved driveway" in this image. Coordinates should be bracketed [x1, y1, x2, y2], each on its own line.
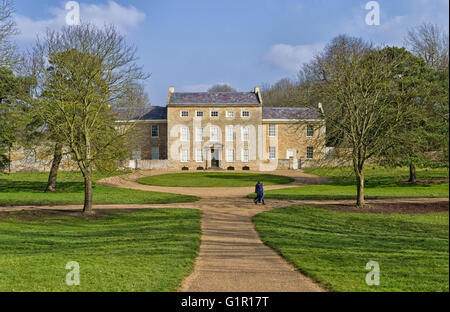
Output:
[99, 170, 327, 292]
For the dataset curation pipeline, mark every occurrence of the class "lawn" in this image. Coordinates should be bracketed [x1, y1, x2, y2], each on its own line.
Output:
[138, 172, 294, 187]
[0, 208, 202, 291]
[253, 206, 449, 292]
[0, 171, 199, 206]
[259, 167, 449, 200]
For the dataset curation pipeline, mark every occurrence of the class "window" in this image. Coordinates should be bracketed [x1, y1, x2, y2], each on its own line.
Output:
[196, 111, 204, 117]
[181, 149, 190, 162]
[180, 127, 189, 142]
[241, 126, 249, 142]
[195, 148, 204, 162]
[241, 111, 250, 118]
[195, 127, 204, 142]
[210, 111, 219, 117]
[226, 111, 235, 118]
[307, 125, 314, 137]
[269, 124, 276, 137]
[242, 149, 249, 162]
[307, 147, 314, 159]
[151, 125, 159, 138]
[226, 149, 235, 162]
[226, 125, 234, 142]
[269, 147, 277, 159]
[152, 147, 159, 160]
[180, 111, 189, 117]
[210, 126, 220, 142]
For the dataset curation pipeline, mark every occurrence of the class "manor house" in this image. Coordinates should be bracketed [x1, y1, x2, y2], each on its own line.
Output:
[126, 87, 326, 171]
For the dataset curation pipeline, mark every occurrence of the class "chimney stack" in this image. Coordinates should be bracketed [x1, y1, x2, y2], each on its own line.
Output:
[254, 86, 263, 104]
[318, 102, 324, 114]
[167, 86, 175, 106]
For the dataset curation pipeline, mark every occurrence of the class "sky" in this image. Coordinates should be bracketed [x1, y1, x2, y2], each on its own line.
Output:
[12, 0, 450, 106]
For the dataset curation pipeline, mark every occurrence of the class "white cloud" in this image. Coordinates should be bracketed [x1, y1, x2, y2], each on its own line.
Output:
[263, 43, 324, 73]
[15, 1, 146, 42]
[337, 0, 449, 47]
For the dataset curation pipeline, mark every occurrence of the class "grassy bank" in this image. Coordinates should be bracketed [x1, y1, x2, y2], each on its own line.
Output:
[0, 171, 199, 206]
[259, 167, 449, 200]
[0, 208, 202, 291]
[254, 205, 449, 292]
[138, 172, 294, 187]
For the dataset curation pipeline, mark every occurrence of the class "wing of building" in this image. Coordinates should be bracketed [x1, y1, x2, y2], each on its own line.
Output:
[123, 87, 326, 171]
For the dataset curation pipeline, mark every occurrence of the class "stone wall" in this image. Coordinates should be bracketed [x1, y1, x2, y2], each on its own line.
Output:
[6, 146, 78, 173]
[127, 121, 168, 160]
[262, 121, 326, 161]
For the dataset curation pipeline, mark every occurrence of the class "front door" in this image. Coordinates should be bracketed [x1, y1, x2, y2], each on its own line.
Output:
[211, 148, 220, 168]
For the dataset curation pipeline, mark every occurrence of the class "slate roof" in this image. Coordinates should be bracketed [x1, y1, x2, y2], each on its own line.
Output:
[262, 107, 323, 120]
[115, 106, 167, 121]
[169, 92, 261, 105]
[140, 106, 167, 120]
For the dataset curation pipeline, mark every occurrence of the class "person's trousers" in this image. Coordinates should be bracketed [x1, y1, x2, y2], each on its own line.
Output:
[255, 193, 264, 204]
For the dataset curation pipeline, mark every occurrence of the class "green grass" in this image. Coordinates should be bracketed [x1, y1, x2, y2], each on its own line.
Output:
[259, 167, 449, 200]
[0, 171, 199, 206]
[253, 206, 449, 292]
[138, 172, 294, 187]
[0, 208, 202, 291]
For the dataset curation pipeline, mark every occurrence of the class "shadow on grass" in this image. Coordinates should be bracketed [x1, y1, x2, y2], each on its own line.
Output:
[1, 209, 202, 256]
[0, 180, 86, 193]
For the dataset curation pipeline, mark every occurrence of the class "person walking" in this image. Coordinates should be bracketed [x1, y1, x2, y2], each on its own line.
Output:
[254, 181, 265, 205]
[254, 181, 262, 204]
[260, 182, 265, 205]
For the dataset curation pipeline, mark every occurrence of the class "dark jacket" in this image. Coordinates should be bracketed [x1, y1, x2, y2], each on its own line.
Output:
[255, 183, 263, 194]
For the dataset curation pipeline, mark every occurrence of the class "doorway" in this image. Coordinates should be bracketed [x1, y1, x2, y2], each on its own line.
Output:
[211, 148, 220, 168]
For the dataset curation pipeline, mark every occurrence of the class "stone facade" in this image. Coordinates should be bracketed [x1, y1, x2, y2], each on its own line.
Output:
[125, 87, 326, 171]
[128, 121, 168, 160]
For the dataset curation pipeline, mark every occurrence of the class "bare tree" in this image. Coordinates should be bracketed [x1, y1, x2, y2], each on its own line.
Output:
[261, 78, 303, 107]
[207, 84, 236, 92]
[0, 0, 18, 68]
[405, 23, 449, 71]
[302, 36, 416, 208]
[32, 24, 148, 213]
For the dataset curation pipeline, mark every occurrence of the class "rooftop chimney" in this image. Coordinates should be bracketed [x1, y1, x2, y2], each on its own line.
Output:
[318, 102, 324, 114]
[167, 86, 175, 106]
[254, 87, 263, 104]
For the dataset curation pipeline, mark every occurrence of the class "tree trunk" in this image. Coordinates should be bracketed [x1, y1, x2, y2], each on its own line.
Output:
[408, 162, 417, 184]
[45, 143, 63, 192]
[355, 170, 365, 208]
[82, 173, 93, 214]
[8, 145, 11, 174]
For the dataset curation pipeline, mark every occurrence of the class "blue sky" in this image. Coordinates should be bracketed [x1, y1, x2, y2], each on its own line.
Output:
[13, 0, 449, 106]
